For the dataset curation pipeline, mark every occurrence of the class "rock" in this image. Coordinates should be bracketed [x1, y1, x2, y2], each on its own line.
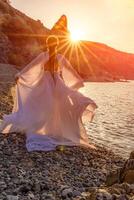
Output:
[111, 194, 120, 200]
[0, 63, 18, 83]
[78, 187, 85, 193]
[89, 189, 113, 200]
[7, 195, 19, 200]
[0, 32, 11, 63]
[123, 170, 134, 184]
[120, 153, 134, 184]
[121, 183, 133, 194]
[72, 190, 82, 197]
[106, 151, 134, 185]
[33, 181, 41, 192]
[19, 184, 31, 194]
[81, 192, 91, 198]
[129, 151, 134, 159]
[0, 0, 49, 66]
[106, 170, 120, 186]
[60, 185, 70, 192]
[41, 193, 55, 200]
[28, 192, 35, 199]
[61, 188, 73, 198]
[118, 194, 129, 200]
[0, 181, 7, 190]
[129, 184, 134, 193]
[130, 195, 134, 200]
[0, 194, 6, 200]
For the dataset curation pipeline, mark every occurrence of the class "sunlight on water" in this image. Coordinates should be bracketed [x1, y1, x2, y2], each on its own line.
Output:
[80, 81, 134, 158]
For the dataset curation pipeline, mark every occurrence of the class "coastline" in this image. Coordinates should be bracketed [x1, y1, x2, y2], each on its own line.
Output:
[0, 64, 134, 199]
[83, 76, 129, 83]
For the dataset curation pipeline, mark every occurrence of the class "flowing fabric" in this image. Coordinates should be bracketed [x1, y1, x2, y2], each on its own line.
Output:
[0, 52, 97, 151]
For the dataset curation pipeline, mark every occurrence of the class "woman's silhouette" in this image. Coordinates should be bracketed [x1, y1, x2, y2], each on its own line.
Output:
[0, 16, 97, 151]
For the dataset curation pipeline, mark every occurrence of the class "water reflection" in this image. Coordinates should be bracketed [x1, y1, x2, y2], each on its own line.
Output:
[80, 81, 134, 158]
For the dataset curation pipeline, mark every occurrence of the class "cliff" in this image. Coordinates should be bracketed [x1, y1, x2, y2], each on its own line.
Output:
[0, 0, 134, 80]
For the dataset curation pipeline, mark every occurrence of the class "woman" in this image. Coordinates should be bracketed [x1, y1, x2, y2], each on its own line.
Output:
[0, 35, 97, 151]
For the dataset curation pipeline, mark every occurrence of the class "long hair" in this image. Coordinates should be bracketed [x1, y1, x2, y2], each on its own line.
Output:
[46, 35, 59, 75]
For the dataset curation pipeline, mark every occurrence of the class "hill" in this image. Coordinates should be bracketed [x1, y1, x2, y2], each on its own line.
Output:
[73, 41, 134, 80]
[0, 0, 49, 66]
[0, 0, 134, 80]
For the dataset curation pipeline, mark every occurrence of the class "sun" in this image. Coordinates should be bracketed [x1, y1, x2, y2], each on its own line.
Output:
[70, 29, 84, 42]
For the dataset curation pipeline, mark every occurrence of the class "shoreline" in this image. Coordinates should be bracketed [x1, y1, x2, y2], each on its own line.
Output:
[0, 65, 134, 199]
[83, 78, 129, 83]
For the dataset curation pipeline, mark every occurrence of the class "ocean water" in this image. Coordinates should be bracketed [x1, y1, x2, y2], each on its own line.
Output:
[80, 81, 134, 158]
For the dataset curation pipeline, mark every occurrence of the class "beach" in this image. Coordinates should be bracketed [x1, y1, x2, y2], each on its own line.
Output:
[0, 132, 132, 200]
[0, 65, 134, 199]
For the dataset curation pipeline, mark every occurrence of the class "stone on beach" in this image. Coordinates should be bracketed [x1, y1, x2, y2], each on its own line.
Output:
[106, 150, 134, 185]
[0, 131, 133, 199]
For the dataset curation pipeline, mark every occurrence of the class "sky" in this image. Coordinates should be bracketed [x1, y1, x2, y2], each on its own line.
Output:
[11, 0, 134, 53]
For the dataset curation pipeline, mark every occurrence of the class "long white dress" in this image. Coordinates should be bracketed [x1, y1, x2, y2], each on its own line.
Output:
[0, 52, 97, 151]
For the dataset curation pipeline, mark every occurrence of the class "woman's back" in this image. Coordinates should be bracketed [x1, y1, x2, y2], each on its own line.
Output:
[44, 53, 63, 80]
[45, 35, 59, 78]
[44, 55, 59, 73]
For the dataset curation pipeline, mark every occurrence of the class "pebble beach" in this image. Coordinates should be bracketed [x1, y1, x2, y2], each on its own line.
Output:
[0, 65, 134, 200]
[1, 131, 133, 200]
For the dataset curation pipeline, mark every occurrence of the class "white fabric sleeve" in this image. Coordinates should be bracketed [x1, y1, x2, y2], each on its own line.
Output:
[57, 54, 84, 90]
[17, 52, 49, 87]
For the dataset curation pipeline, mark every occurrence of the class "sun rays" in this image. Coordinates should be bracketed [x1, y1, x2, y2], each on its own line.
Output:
[7, 30, 105, 79]
[57, 31, 109, 80]
[57, 33, 97, 78]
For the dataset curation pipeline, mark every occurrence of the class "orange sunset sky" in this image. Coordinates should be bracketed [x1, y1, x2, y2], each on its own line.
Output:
[11, 0, 134, 53]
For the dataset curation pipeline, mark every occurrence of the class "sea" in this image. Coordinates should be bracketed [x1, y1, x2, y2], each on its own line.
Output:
[80, 81, 134, 158]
